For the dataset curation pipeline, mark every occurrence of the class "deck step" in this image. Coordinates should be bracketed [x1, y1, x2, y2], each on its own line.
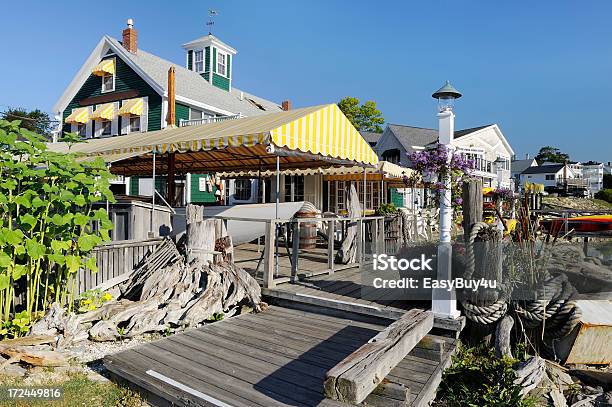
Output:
[263, 287, 465, 333]
[324, 309, 434, 404]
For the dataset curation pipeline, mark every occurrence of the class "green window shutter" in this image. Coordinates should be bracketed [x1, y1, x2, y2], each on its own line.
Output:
[226, 54, 231, 79]
[187, 50, 193, 70]
[205, 47, 210, 72]
[212, 48, 217, 74]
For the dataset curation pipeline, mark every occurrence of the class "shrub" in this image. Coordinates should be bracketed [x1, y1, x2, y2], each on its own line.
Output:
[0, 119, 114, 330]
[434, 344, 535, 407]
[594, 188, 612, 203]
[375, 203, 398, 216]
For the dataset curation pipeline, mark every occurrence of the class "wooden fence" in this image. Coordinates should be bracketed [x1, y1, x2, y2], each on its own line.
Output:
[74, 237, 165, 295]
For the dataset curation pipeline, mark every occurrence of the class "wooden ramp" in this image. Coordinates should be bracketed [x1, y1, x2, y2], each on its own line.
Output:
[104, 305, 457, 407]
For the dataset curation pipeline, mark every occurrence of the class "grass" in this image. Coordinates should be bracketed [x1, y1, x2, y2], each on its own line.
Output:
[0, 372, 144, 407]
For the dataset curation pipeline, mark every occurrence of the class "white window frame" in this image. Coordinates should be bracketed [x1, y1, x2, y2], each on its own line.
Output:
[217, 52, 226, 76]
[101, 120, 112, 136]
[101, 72, 115, 93]
[194, 50, 204, 72]
[128, 116, 140, 133]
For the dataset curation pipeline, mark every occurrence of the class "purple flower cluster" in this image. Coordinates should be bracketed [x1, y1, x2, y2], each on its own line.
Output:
[407, 144, 475, 177]
[493, 187, 516, 202]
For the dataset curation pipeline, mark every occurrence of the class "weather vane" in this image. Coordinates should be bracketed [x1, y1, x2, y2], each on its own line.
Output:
[206, 9, 218, 35]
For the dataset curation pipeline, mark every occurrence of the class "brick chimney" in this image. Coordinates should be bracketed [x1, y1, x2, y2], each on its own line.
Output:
[281, 100, 292, 111]
[122, 19, 138, 53]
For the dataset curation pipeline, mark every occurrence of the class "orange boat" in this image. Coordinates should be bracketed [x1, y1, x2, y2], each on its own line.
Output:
[542, 215, 612, 233]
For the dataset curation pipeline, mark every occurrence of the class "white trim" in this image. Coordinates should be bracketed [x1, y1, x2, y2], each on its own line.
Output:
[101, 72, 115, 93]
[182, 34, 237, 55]
[217, 51, 227, 77]
[194, 49, 204, 73]
[146, 370, 234, 407]
[54, 36, 165, 115]
[162, 97, 168, 129]
[186, 173, 192, 204]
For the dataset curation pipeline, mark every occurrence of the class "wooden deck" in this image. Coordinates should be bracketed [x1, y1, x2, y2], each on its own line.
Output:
[263, 267, 465, 333]
[105, 305, 456, 407]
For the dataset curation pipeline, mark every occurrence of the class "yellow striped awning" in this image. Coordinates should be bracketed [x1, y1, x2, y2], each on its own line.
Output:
[118, 98, 144, 116]
[48, 104, 379, 175]
[91, 103, 115, 120]
[64, 107, 89, 124]
[91, 59, 115, 76]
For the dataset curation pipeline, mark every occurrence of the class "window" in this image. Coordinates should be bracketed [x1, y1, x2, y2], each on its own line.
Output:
[129, 116, 140, 132]
[101, 120, 112, 136]
[77, 123, 87, 137]
[102, 73, 114, 92]
[545, 175, 555, 180]
[194, 50, 204, 72]
[234, 179, 251, 201]
[190, 109, 203, 120]
[284, 176, 304, 202]
[217, 52, 226, 76]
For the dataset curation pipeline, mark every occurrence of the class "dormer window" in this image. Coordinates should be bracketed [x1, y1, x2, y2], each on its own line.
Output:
[102, 73, 114, 93]
[217, 52, 226, 76]
[194, 50, 204, 72]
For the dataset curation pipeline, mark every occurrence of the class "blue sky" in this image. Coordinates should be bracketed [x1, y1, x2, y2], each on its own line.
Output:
[1, 1, 610, 162]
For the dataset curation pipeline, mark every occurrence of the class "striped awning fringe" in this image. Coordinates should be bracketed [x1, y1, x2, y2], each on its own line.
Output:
[91, 58, 115, 76]
[118, 98, 144, 116]
[64, 107, 89, 124]
[91, 103, 115, 121]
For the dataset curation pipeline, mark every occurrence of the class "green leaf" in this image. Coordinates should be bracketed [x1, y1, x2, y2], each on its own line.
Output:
[73, 213, 89, 227]
[50, 214, 66, 226]
[31, 197, 45, 209]
[5, 229, 24, 246]
[74, 194, 86, 206]
[0, 274, 9, 290]
[12, 264, 27, 280]
[25, 239, 45, 260]
[19, 214, 37, 230]
[78, 235, 101, 252]
[0, 253, 11, 268]
[50, 239, 71, 253]
[14, 194, 31, 208]
[85, 256, 98, 273]
[14, 245, 25, 256]
[65, 255, 81, 273]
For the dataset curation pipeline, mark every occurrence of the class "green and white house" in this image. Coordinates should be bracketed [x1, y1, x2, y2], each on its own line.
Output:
[53, 20, 283, 205]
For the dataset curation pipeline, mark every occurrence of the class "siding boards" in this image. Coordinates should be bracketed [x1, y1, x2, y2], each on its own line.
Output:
[175, 103, 190, 126]
[212, 73, 230, 91]
[62, 55, 162, 134]
[190, 174, 217, 204]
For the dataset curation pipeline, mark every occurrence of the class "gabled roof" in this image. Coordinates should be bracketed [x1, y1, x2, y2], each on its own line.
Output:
[521, 164, 564, 175]
[54, 36, 282, 117]
[454, 125, 492, 138]
[386, 124, 438, 152]
[511, 158, 537, 174]
[359, 131, 383, 146]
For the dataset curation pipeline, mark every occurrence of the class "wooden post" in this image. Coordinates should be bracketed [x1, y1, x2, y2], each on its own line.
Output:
[167, 152, 176, 206]
[167, 67, 176, 127]
[377, 217, 385, 254]
[462, 179, 483, 243]
[263, 220, 276, 288]
[327, 219, 335, 273]
[291, 221, 299, 283]
[185, 204, 216, 263]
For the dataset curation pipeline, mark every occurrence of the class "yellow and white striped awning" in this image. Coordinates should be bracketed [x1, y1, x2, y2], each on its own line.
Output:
[49, 104, 379, 175]
[91, 103, 115, 120]
[91, 58, 115, 76]
[118, 98, 144, 116]
[64, 107, 89, 124]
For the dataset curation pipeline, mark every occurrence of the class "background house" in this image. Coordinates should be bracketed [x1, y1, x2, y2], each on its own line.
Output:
[582, 161, 604, 195]
[53, 20, 283, 206]
[511, 155, 538, 191]
[519, 163, 587, 194]
[374, 123, 515, 208]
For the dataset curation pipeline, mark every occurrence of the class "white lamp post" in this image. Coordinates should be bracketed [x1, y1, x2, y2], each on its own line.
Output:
[431, 81, 462, 320]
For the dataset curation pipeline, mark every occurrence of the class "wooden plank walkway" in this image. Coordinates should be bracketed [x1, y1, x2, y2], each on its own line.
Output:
[264, 268, 465, 333]
[105, 305, 456, 407]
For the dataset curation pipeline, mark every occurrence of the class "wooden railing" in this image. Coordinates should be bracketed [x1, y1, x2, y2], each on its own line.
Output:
[179, 113, 244, 127]
[74, 237, 166, 295]
[215, 215, 385, 288]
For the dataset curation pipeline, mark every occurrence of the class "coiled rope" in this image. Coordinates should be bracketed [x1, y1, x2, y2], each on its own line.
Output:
[459, 222, 582, 338]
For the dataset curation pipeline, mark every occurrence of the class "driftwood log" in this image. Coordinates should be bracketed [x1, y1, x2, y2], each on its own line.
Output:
[30, 207, 263, 343]
[336, 185, 362, 264]
[514, 356, 546, 396]
[495, 315, 514, 359]
[324, 309, 433, 404]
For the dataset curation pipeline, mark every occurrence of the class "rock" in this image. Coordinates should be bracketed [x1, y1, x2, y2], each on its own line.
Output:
[89, 320, 119, 342]
[0, 363, 27, 377]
